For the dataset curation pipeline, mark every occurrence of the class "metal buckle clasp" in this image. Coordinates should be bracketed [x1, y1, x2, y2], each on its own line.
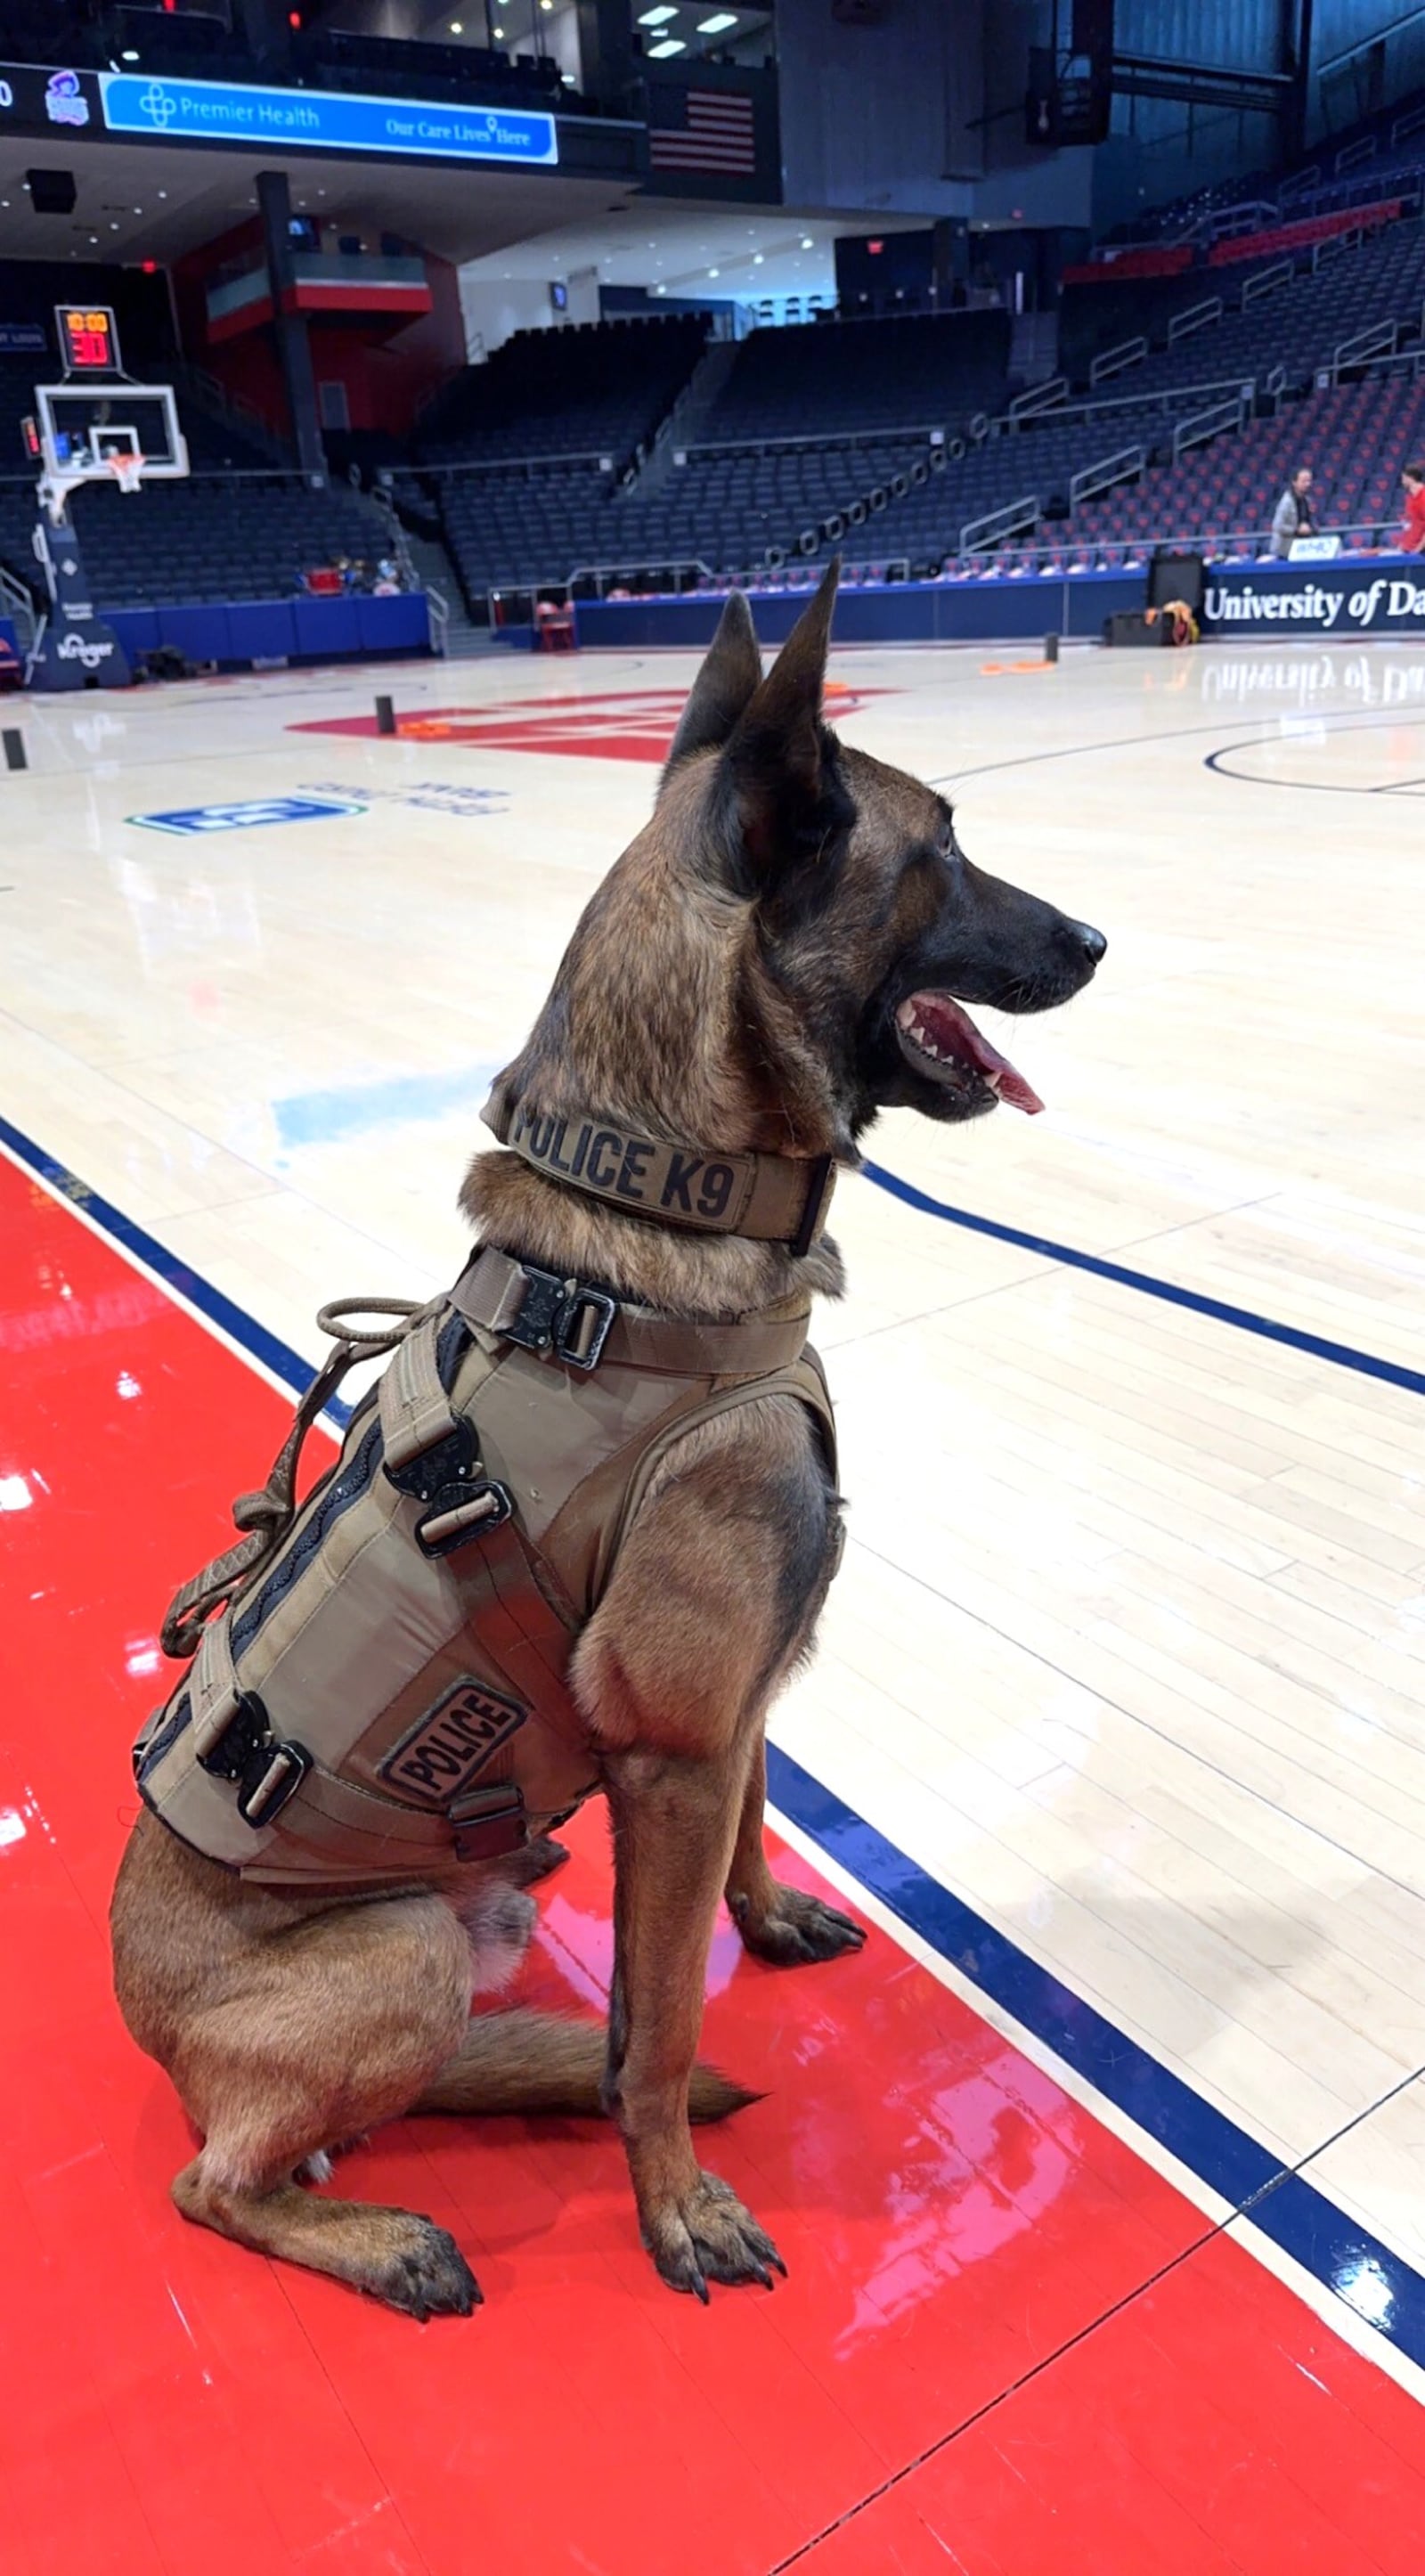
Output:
[501, 1264, 615, 1372]
[195, 1689, 313, 1829]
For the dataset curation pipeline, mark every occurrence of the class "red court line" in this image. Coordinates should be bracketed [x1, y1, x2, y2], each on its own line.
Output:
[2, 1148, 1422, 2575]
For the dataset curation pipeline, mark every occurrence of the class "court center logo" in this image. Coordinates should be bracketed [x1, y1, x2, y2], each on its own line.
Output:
[128, 795, 365, 836]
[289, 682, 885, 765]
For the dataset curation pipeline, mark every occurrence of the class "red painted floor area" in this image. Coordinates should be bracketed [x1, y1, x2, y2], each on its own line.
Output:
[2, 1145, 1423, 2576]
[288, 681, 881, 764]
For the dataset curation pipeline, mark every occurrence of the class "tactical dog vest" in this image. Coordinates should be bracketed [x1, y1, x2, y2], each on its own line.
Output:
[134, 1243, 835, 1890]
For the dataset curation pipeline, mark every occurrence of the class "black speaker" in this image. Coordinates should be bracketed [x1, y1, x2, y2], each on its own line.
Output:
[1150, 550, 1205, 615]
[27, 168, 77, 215]
[1103, 610, 1167, 648]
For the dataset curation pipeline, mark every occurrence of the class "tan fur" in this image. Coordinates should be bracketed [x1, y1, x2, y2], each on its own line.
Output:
[111, 566, 1101, 2313]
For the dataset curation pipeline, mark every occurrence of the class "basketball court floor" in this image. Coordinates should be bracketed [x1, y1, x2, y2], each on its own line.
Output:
[3, 632, 1424, 2571]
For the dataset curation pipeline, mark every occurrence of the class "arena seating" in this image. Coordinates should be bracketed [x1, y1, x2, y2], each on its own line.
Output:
[1063, 375, 1425, 554]
[1062, 211, 1425, 396]
[1082, 216, 1425, 404]
[1107, 88, 1425, 246]
[696, 312, 1011, 441]
[415, 313, 1014, 603]
[0, 470, 391, 614]
[415, 316, 708, 466]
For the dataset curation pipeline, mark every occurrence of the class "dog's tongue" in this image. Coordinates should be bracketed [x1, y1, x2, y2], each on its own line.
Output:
[904, 991, 1045, 1114]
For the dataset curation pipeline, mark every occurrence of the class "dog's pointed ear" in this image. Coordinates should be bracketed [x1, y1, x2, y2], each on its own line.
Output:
[661, 590, 763, 785]
[718, 559, 843, 878]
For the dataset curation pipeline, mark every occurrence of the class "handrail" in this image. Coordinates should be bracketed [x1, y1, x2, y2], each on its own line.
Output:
[1069, 444, 1144, 509]
[1167, 296, 1224, 344]
[1336, 134, 1380, 175]
[0, 564, 37, 649]
[1394, 97, 1425, 147]
[1009, 375, 1067, 420]
[1171, 392, 1249, 461]
[988, 516, 1404, 564]
[1311, 224, 1363, 270]
[1242, 259, 1294, 308]
[958, 493, 1038, 553]
[1089, 335, 1148, 387]
[419, 448, 612, 477]
[1333, 319, 1400, 378]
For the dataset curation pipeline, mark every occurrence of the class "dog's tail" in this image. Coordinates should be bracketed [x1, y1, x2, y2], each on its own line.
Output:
[411, 2009, 759, 2123]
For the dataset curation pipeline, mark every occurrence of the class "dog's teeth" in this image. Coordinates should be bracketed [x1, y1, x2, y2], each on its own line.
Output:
[983, 1069, 1002, 1091]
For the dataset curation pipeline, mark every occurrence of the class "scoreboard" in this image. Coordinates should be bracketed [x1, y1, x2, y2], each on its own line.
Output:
[55, 305, 121, 374]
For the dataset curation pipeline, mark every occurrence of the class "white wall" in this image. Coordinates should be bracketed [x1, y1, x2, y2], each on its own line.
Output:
[456, 271, 559, 361]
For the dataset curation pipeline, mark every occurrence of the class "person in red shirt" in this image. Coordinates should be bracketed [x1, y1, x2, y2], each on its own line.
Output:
[1401, 464, 1425, 554]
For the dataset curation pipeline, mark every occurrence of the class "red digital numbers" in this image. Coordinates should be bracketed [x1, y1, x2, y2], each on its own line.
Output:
[61, 309, 115, 371]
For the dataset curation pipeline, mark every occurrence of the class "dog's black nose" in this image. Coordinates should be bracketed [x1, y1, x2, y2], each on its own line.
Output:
[1071, 920, 1107, 966]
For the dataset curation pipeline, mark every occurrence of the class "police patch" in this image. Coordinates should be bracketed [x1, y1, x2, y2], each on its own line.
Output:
[379, 1678, 527, 1809]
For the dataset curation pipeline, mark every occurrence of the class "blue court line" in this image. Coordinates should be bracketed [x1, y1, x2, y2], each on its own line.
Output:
[4, 1108, 1422, 2379]
[862, 1159, 1425, 1401]
[769, 1746, 1425, 2374]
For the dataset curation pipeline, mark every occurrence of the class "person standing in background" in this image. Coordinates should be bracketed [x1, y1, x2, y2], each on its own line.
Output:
[1398, 463, 1425, 553]
[1271, 467, 1317, 557]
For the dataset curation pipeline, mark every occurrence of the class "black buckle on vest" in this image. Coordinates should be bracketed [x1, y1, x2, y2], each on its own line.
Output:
[385, 1421, 516, 1560]
[414, 1479, 515, 1561]
[450, 1784, 528, 1863]
[501, 1262, 616, 1372]
[196, 1690, 313, 1830]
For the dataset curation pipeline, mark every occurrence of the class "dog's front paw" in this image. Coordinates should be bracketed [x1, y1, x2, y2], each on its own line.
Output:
[369, 2215, 483, 2322]
[642, 2170, 786, 2303]
[729, 1882, 867, 1965]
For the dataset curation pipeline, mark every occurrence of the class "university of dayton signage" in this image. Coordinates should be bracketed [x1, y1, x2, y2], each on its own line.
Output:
[1202, 566, 1425, 636]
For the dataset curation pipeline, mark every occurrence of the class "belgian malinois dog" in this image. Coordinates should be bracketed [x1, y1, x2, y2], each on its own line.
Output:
[110, 564, 1104, 2318]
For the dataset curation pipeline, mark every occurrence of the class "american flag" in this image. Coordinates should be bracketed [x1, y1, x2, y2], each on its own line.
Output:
[648, 87, 756, 175]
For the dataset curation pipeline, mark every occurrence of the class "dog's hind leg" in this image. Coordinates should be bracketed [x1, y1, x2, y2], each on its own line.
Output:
[165, 1890, 484, 2319]
[724, 1731, 867, 1967]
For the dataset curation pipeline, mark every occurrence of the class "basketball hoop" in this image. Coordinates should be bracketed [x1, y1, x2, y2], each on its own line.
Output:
[106, 452, 145, 496]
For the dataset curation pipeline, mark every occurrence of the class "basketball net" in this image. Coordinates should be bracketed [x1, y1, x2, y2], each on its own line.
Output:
[106, 452, 146, 496]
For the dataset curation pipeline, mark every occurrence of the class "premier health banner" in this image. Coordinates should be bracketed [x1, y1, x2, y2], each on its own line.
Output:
[1202, 563, 1425, 636]
[98, 71, 558, 165]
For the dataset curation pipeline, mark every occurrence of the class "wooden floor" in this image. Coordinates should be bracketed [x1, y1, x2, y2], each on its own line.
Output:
[3, 632, 1424, 2458]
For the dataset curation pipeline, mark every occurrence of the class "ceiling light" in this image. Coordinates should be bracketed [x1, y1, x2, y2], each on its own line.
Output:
[753, 251, 763, 263]
[110, 221, 119, 230]
[708, 267, 719, 278]
[696, 10, 737, 26]
[647, 34, 684, 51]
[801, 235, 813, 249]
[121, 46, 140, 59]
[158, 190, 167, 199]
[639, 4, 678, 20]
[541, 1, 554, 11]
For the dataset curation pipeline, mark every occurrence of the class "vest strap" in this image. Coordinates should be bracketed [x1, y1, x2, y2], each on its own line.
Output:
[482, 1091, 836, 1253]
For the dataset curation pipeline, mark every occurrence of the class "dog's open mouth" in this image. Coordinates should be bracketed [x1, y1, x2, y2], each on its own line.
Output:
[894, 993, 1045, 1115]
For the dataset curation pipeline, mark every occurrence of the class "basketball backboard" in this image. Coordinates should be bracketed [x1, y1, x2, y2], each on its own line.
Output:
[33, 382, 189, 484]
